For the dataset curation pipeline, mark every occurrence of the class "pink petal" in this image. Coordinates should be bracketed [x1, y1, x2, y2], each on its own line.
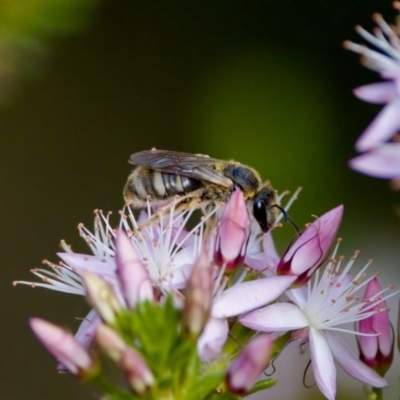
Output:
[349, 143, 400, 179]
[197, 318, 229, 361]
[74, 309, 100, 348]
[356, 99, 400, 152]
[227, 333, 274, 394]
[239, 302, 308, 331]
[309, 328, 336, 400]
[30, 318, 94, 375]
[279, 205, 343, 277]
[214, 189, 250, 269]
[325, 330, 387, 388]
[57, 252, 115, 276]
[358, 277, 392, 360]
[211, 276, 296, 318]
[115, 230, 153, 308]
[353, 82, 397, 104]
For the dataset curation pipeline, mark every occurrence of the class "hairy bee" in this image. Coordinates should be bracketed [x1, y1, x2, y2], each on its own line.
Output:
[124, 149, 280, 233]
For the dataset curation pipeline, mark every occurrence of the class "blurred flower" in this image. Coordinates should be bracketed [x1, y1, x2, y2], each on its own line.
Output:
[120, 347, 155, 395]
[277, 205, 343, 287]
[95, 324, 127, 362]
[182, 251, 214, 338]
[349, 142, 400, 180]
[240, 244, 390, 400]
[83, 271, 121, 325]
[29, 318, 96, 377]
[344, 12, 400, 152]
[357, 277, 394, 376]
[214, 189, 250, 270]
[226, 333, 274, 395]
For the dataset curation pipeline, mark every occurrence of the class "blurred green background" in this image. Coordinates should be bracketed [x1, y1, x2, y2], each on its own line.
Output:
[1, 0, 399, 399]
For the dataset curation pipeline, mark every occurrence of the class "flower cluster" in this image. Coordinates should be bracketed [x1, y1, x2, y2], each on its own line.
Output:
[345, 4, 400, 186]
[15, 188, 398, 400]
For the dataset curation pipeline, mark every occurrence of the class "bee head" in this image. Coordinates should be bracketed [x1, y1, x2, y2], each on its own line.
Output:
[252, 185, 279, 233]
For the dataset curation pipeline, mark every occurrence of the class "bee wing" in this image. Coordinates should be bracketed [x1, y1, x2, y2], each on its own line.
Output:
[129, 150, 233, 187]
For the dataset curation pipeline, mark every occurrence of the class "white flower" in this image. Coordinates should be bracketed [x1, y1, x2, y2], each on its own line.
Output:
[240, 241, 394, 400]
[15, 202, 209, 297]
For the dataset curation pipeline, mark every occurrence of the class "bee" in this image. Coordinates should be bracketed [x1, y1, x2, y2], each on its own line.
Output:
[124, 149, 281, 233]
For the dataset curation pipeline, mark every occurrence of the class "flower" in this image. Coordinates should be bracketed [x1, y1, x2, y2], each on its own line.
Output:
[349, 142, 400, 179]
[214, 189, 250, 270]
[357, 277, 394, 376]
[15, 203, 208, 298]
[240, 243, 391, 400]
[276, 205, 343, 287]
[344, 12, 400, 151]
[226, 333, 274, 395]
[29, 318, 96, 376]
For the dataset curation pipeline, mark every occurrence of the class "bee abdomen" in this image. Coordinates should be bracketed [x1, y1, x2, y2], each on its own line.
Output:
[160, 172, 201, 196]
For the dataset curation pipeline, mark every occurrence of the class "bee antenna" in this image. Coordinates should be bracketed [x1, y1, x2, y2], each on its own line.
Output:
[273, 205, 301, 235]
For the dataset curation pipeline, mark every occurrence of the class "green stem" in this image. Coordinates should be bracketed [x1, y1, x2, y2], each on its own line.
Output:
[370, 387, 382, 400]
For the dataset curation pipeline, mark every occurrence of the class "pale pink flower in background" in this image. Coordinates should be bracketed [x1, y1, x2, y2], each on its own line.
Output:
[349, 143, 400, 179]
[240, 243, 392, 400]
[345, 12, 400, 151]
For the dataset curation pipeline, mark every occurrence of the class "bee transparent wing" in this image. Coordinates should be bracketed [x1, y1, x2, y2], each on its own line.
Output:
[129, 150, 233, 187]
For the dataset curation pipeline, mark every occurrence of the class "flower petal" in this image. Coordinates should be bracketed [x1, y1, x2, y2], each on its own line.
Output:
[239, 302, 308, 331]
[355, 99, 400, 151]
[74, 308, 100, 348]
[349, 143, 400, 178]
[197, 318, 229, 361]
[309, 327, 336, 400]
[57, 252, 115, 276]
[353, 82, 397, 104]
[115, 230, 153, 308]
[325, 330, 387, 388]
[212, 276, 296, 318]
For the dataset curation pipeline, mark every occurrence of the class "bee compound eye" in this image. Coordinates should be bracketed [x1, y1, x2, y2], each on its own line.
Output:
[253, 199, 267, 232]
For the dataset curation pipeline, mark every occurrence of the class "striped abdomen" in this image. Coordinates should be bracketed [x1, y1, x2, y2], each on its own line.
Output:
[124, 167, 202, 207]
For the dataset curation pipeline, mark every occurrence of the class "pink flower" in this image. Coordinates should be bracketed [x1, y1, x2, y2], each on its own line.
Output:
[226, 333, 274, 395]
[240, 245, 390, 400]
[115, 230, 154, 308]
[30, 318, 96, 376]
[198, 274, 297, 361]
[349, 143, 400, 179]
[182, 251, 214, 338]
[357, 277, 394, 376]
[214, 189, 250, 270]
[277, 205, 343, 286]
[345, 13, 400, 151]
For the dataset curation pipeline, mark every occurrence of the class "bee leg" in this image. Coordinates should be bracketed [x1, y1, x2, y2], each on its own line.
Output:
[202, 203, 220, 241]
[135, 189, 205, 231]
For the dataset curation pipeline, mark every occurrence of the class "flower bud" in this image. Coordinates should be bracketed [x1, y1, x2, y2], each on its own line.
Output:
[182, 251, 213, 338]
[83, 271, 121, 325]
[214, 189, 250, 270]
[277, 205, 343, 286]
[120, 347, 154, 395]
[115, 230, 154, 309]
[95, 324, 127, 362]
[226, 333, 274, 395]
[357, 277, 394, 376]
[30, 318, 96, 376]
